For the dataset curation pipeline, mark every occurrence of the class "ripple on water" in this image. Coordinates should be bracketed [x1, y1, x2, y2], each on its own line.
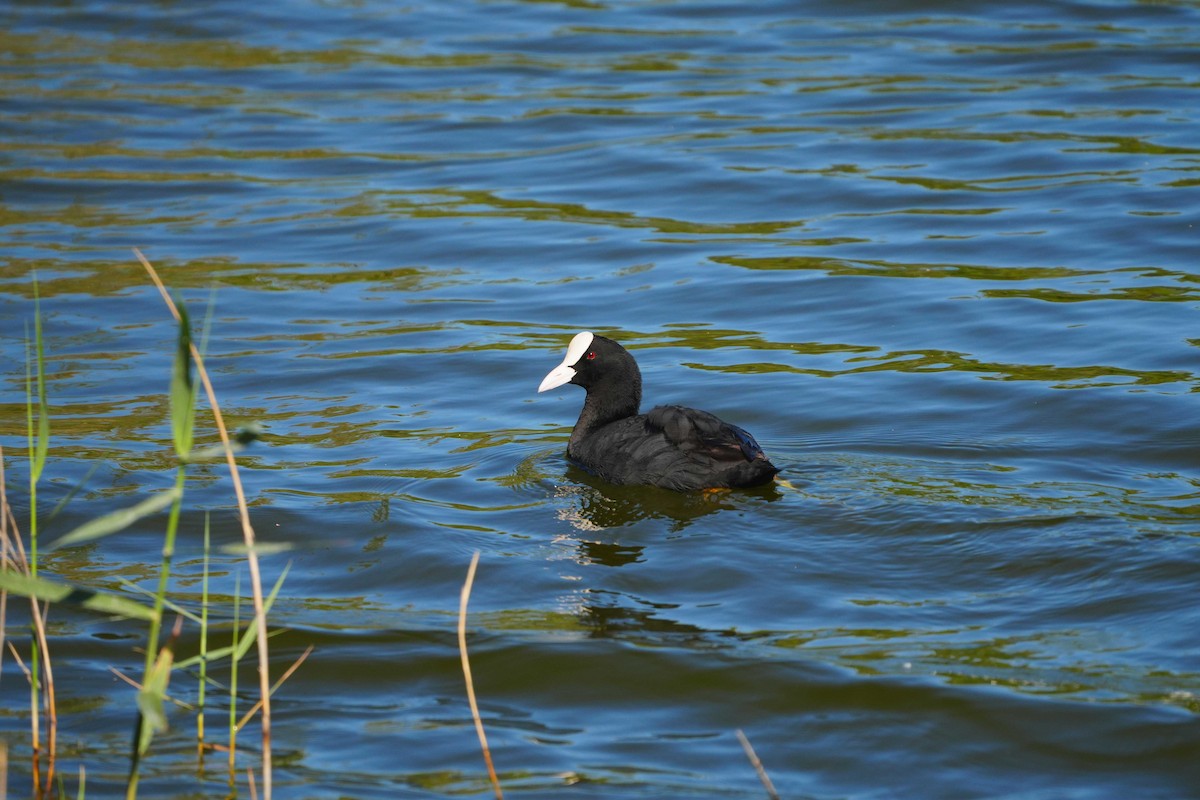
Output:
[2, 0, 1200, 798]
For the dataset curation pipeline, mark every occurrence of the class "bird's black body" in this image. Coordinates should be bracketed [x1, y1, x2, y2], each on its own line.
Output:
[538, 332, 779, 491]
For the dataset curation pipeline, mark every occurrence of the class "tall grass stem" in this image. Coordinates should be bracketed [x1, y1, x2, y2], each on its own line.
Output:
[458, 551, 502, 800]
[198, 515, 211, 755]
[135, 247, 273, 800]
[23, 280, 54, 795]
[736, 729, 780, 800]
[229, 572, 241, 782]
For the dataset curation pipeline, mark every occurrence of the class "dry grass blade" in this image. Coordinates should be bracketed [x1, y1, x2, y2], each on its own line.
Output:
[1, 447, 9, 678]
[6, 641, 30, 683]
[2, 493, 30, 575]
[236, 645, 314, 731]
[109, 667, 195, 713]
[458, 551, 502, 800]
[134, 248, 273, 799]
[0, 448, 15, 720]
[736, 729, 781, 800]
[2, 446, 57, 792]
[30, 599, 56, 791]
[109, 668, 143, 693]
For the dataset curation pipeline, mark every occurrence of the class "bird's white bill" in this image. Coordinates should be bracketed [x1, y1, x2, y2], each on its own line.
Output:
[538, 363, 575, 393]
[537, 331, 594, 393]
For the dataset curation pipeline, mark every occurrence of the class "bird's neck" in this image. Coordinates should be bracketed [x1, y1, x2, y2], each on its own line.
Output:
[570, 378, 641, 449]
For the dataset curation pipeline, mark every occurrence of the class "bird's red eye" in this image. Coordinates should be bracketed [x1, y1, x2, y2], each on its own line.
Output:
[586, 351, 596, 360]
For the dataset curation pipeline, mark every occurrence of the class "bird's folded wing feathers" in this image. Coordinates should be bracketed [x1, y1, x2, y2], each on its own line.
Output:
[645, 405, 764, 463]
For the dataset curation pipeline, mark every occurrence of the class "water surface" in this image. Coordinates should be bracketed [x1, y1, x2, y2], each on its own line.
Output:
[2, 0, 1200, 797]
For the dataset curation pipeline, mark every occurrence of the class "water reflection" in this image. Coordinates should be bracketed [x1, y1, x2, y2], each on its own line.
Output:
[573, 539, 643, 568]
[576, 590, 710, 640]
[551, 464, 782, 535]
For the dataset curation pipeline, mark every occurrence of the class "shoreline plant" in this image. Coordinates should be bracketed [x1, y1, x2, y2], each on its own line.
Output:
[0, 256, 294, 799]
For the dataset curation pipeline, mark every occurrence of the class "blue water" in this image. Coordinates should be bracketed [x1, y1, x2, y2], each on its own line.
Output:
[2, 0, 1200, 797]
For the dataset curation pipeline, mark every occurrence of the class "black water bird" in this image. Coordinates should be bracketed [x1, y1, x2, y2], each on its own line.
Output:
[537, 331, 779, 491]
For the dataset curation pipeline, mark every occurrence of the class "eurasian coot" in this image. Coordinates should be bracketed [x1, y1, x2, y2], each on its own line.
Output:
[537, 331, 779, 491]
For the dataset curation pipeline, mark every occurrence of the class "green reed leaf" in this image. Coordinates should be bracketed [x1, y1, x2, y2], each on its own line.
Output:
[137, 628, 177, 755]
[173, 628, 286, 672]
[0, 571, 158, 622]
[50, 488, 183, 551]
[231, 562, 291, 664]
[26, 279, 50, 484]
[170, 295, 196, 459]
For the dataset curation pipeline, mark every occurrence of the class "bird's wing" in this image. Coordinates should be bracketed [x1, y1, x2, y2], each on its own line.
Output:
[645, 405, 766, 463]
